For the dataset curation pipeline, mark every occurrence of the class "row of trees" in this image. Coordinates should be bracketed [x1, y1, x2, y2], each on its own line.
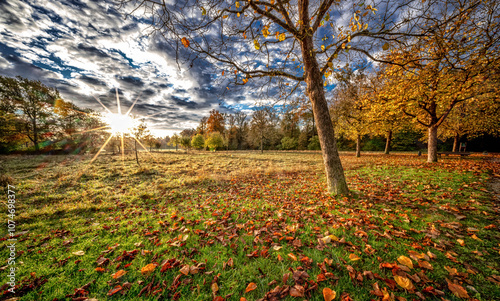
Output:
[0, 76, 165, 156]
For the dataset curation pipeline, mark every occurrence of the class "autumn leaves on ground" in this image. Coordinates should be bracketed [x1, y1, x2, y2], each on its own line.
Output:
[1, 151, 500, 301]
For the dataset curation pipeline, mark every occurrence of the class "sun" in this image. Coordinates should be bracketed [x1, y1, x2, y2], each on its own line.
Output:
[103, 112, 137, 136]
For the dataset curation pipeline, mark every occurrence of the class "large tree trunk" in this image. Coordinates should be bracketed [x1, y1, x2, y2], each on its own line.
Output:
[452, 133, 460, 152]
[299, 0, 348, 195]
[384, 130, 392, 155]
[33, 118, 39, 151]
[428, 125, 438, 163]
[355, 135, 361, 157]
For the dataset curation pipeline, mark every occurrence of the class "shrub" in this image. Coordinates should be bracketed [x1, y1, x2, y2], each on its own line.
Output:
[307, 135, 321, 150]
[281, 137, 298, 150]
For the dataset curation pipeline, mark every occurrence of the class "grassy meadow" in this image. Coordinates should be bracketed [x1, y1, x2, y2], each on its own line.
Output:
[0, 151, 499, 301]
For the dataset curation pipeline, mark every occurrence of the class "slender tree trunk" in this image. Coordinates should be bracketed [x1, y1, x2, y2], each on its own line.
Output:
[298, 0, 348, 195]
[356, 135, 361, 157]
[384, 130, 392, 155]
[260, 130, 263, 154]
[135, 140, 140, 165]
[452, 133, 460, 152]
[428, 125, 438, 163]
[175, 144, 178, 151]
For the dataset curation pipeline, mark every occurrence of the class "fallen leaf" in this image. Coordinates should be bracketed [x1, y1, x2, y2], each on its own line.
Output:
[72, 251, 85, 256]
[112, 270, 126, 279]
[418, 260, 433, 270]
[394, 275, 414, 290]
[290, 285, 305, 297]
[457, 239, 465, 246]
[323, 287, 336, 301]
[211, 282, 219, 294]
[180, 265, 190, 275]
[349, 253, 361, 261]
[245, 282, 257, 293]
[141, 263, 156, 275]
[448, 282, 469, 298]
[444, 266, 458, 276]
[398, 256, 413, 269]
[288, 253, 297, 261]
[107, 285, 122, 296]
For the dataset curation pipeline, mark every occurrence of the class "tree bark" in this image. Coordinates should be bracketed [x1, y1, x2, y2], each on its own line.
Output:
[299, 0, 348, 195]
[33, 118, 39, 151]
[452, 133, 460, 152]
[428, 125, 438, 163]
[356, 134, 361, 157]
[384, 130, 392, 155]
[260, 129, 264, 154]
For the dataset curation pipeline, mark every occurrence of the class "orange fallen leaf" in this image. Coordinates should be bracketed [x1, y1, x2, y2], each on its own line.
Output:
[394, 275, 414, 290]
[240, 298, 247, 301]
[397, 256, 413, 269]
[444, 266, 458, 276]
[457, 239, 465, 246]
[323, 287, 336, 301]
[112, 270, 126, 279]
[349, 253, 361, 261]
[107, 285, 122, 296]
[95, 267, 105, 272]
[288, 253, 297, 261]
[471, 234, 482, 241]
[245, 282, 257, 293]
[448, 282, 469, 298]
[141, 263, 156, 275]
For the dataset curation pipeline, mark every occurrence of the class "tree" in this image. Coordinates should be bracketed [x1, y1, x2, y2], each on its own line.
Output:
[206, 110, 225, 134]
[122, 0, 477, 194]
[197, 116, 208, 135]
[169, 134, 180, 151]
[379, 0, 500, 162]
[131, 120, 149, 165]
[205, 132, 224, 151]
[332, 66, 372, 157]
[179, 135, 192, 150]
[191, 133, 205, 149]
[0, 76, 59, 151]
[248, 107, 276, 153]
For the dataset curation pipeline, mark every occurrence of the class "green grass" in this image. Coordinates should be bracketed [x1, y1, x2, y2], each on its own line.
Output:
[0, 151, 499, 300]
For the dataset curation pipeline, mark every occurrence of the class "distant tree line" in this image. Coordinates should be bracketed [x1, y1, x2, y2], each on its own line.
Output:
[0, 76, 164, 155]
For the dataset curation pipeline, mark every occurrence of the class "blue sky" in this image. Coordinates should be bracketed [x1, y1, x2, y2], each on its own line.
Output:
[0, 0, 273, 137]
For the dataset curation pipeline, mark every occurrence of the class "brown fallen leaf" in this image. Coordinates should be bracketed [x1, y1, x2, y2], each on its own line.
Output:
[180, 265, 190, 275]
[211, 282, 219, 294]
[290, 285, 305, 297]
[323, 287, 336, 301]
[245, 282, 257, 293]
[397, 256, 413, 269]
[448, 282, 469, 298]
[288, 253, 297, 261]
[418, 260, 433, 270]
[444, 266, 458, 276]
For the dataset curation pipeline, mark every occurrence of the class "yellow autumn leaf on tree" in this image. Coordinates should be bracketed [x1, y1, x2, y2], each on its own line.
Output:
[262, 25, 270, 38]
[279, 33, 286, 41]
[201, 7, 206, 16]
[235, 1, 240, 8]
[181, 37, 190, 48]
[254, 40, 260, 50]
